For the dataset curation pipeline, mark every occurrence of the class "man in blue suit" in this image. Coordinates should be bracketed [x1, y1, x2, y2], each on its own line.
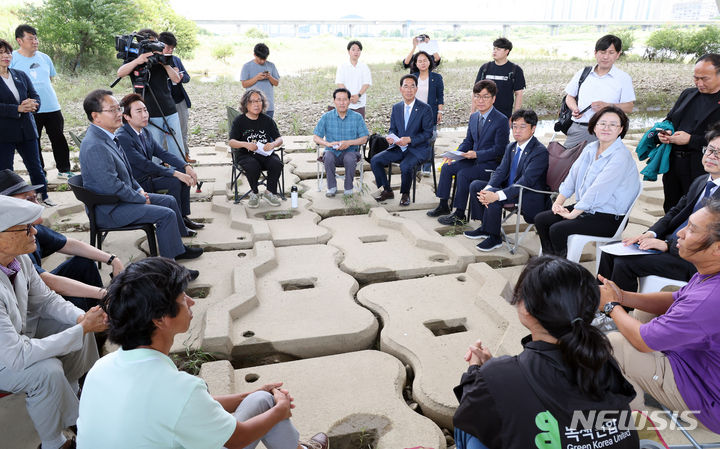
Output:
[78, 89, 202, 275]
[464, 109, 550, 251]
[427, 80, 509, 225]
[370, 74, 434, 206]
[115, 93, 203, 231]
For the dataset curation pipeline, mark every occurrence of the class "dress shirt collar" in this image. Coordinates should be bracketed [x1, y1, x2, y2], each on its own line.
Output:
[479, 107, 494, 122]
[403, 99, 416, 111]
[92, 124, 117, 141]
[0, 258, 21, 282]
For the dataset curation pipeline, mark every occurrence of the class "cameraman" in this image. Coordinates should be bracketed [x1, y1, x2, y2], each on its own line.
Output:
[116, 29, 185, 162]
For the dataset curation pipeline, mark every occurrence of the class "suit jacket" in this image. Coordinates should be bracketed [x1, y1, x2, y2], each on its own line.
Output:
[410, 71, 444, 123]
[0, 255, 83, 372]
[666, 87, 720, 153]
[115, 122, 186, 188]
[169, 55, 191, 108]
[0, 68, 40, 143]
[388, 99, 434, 161]
[457, 108, 510, 166]
[649, 173, 720, 255]
[488, 136, 550, 216]
[79, 124, 148, 226]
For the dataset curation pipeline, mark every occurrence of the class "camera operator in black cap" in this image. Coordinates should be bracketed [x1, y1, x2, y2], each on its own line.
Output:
[116, 28, 186, 163]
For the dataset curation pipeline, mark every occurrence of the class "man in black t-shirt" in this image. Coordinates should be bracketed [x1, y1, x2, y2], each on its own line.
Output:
[474, 37, 525, 119]
[659, 53, 720, 212]
[116, 28, 187, 163]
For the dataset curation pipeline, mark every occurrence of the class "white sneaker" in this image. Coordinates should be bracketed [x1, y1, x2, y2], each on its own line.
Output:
[42, 197, 58, 207]
[263, 191, 282, 207]
[325, 187, 337, 198]
[247, 192, 260, 208]
[343, 188, 354, 197]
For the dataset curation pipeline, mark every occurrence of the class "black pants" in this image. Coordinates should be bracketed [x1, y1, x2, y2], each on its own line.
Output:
[662, 150, 704, 213]
[534, 206, 622, 257]
[597, 251, 696, 292]
[237, 153, 283, 194]
[51, 256, 103, 311]
[35, 110, 71, 173]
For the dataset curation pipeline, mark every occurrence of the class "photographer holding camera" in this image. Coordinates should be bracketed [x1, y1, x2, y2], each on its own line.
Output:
[116, 28, 186, 162]
[402, 33, 441, 71]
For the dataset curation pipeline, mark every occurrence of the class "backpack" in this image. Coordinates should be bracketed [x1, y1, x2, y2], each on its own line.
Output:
[476, 61, 516, 85]
[365, 133, 389, 163]
[554, 66, 593, 135]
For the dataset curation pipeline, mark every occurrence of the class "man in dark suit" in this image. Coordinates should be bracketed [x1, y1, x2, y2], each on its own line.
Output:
[659, 53, 720, 212]
[370, 74, 434, 206]
[78, 89, 202, 274]
[428, 80, 509, 225]
[115, 93, 203, 231]
[463, 109, 550, 251]
[598, 124, 720, 291]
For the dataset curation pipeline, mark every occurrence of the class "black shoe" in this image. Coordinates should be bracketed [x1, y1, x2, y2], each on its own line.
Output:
[463, 227, 489, 239]
[183, 217, 205, 230]
[399, 193, 411, 206]
[476, 236, 503, 252]
[426, 203, 450, 217]
[187, 229, 197, 237]
[187, 269, 200, 281]
[376, 189, 395, 202]
[438, 213, 467, 226]
[176, 245, 203, 260]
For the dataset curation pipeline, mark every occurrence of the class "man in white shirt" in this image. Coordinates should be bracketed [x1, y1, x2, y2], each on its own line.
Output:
[335, 40, 372, 118]
[563, 34, 635, 148]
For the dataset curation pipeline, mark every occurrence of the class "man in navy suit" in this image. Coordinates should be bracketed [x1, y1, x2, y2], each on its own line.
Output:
[427, 80, 509, 225]
[78, 90, 202, 276]
[370, 74, 434, 206]
[597, 125, 720, 291]
[115, 93, 203, 231]
[464, 109, 550, 251]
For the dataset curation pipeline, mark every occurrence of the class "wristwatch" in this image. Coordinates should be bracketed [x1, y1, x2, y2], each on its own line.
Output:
[603, 301, 621, 318]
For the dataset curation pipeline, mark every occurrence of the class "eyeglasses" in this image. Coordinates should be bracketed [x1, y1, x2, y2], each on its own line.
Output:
[248, 99, 263, 104]
[596, 121, 621, 129]
[401, 84, 417, 89]
[2, 224, 34, 236]
[102, 107, 123, 114]
[473, 94, 493, 100]
[703, 145, 720, 158]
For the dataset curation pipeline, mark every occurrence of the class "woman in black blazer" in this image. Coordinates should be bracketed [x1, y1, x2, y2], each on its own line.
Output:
[0, 39, 48, 202]
[411, 50, 444, 173]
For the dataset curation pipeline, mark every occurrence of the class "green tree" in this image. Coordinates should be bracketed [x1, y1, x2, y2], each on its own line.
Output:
[685, 26, 720, 58]
[212, 43, 234, 63]
[133, 0, 199, 58]
[645, 27, 687, 61]
[21, 0, 140, 73]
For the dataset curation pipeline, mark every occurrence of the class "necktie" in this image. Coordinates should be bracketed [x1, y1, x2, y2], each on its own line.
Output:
[671, 180, 716, 239]
[477, 115, 485, 139]
[509, 146, 523, 184]
[139, 132, 149, 158]
[404, 104, 411, 129]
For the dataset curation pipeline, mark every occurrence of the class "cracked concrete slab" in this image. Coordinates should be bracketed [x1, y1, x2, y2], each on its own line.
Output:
[357, 263, 524, 429]
[322, 207, 475, 282]
[199, 350, 446, 449]
[199, 241, 378, 360]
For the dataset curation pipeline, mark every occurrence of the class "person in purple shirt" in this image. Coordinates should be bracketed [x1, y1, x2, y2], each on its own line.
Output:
[598, 196, 720, 433]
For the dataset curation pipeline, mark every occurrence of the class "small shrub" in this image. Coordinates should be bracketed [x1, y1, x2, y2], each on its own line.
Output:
[612, 29, 635, 55]
[212, 44, 235, 63]
[245, 27, 268, 39]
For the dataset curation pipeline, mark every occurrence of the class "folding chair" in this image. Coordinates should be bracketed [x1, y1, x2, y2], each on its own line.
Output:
[386, 146, 438, 203]
[500, 138, 586, 254]
[566, 183, 643, 273]
[316, 143, 367, 192]
[67, 175, 158, 267]
[69, 130, 86, 148]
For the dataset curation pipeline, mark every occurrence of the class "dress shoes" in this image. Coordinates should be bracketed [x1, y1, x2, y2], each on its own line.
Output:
[376, 189, 395, 202]
[183, 217, 205, 230]
[437, 213, 467, 226]
[426, 203, 450, 217]
[399, 193, 411, 206]
[187, 269, 200, 281]
[301, 432, 329, 449]
[176, 245, 203, 260]
[187, 229, 197, 237]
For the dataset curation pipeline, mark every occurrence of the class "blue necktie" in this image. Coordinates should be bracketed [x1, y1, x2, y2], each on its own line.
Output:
[671, 180, 716, 240]
[509, 146, 523, 184]
[139, 132, 150, 158]
[477, 115, 485, 138]
[404, 104, 411, 129]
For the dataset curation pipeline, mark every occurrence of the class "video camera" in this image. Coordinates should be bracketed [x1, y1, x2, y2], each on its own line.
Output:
[115, 33, 172, 66]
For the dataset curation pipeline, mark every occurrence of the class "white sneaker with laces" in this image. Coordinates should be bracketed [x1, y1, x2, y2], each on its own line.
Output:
[263, 191, 282, 207]
[247, 192, 260, 208]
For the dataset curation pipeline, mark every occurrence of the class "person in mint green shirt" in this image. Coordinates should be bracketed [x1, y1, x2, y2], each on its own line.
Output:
[11, 24, 74, 178]
[77, 257, 328, 449]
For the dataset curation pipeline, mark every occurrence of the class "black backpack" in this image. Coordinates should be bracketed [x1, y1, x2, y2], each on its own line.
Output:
[554, 66, 592, 134]
[365, 133, 389, 163]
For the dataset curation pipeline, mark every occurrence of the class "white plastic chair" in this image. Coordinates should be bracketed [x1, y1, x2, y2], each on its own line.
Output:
[638, 275, 687, 293]
[566, 184, 643, 273]
[316, 143, 365, 193]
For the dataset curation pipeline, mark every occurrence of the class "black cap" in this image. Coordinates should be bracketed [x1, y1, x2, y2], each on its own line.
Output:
[0, 169, 45, 197]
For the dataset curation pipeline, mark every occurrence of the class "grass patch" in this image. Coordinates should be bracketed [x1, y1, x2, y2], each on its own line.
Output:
[171, 347, 217, 375]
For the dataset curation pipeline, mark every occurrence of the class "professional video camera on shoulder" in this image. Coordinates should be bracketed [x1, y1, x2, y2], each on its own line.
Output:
[115, 33, 172, 66]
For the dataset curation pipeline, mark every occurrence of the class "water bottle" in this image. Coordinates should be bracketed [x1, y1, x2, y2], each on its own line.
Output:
[290, 186, 298, 209]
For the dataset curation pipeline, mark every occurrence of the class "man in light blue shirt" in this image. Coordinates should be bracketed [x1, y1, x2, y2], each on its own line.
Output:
[11, 24, 74, 179]
[241, 43, 280, 118]
[313, 88, 369, 197]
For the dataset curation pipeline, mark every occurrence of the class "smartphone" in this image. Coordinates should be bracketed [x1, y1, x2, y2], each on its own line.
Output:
[655, 128, 670, 135]
[417, 36, 425, 42]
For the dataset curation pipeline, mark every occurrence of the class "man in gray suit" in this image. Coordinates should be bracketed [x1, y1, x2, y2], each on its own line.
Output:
[0, 195, 106, 449]
[78, 89, 202, 271]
